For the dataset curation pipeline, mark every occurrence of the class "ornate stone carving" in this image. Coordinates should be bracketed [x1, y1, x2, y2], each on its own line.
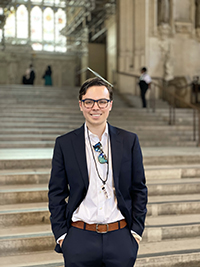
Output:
[175, 22, 193, 34]
[158, 23, 171, 38]
[160, 41, 174, 81]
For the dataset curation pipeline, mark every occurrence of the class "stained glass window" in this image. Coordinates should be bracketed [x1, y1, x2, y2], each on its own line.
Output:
[44, 0, 54, 6]
[4, 9, 15, 37]
[16, 5, 28, 38]
[1, 1, 67, 52]
[43, 7, 54, 41]
[55, 8, 66, 44]
[31, 6, 42, 41]
[31, 0, 42, 3]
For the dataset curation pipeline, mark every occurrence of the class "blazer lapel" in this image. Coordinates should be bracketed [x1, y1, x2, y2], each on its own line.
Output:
[72, 124, 89, 189]
[108, 124, 123, 190]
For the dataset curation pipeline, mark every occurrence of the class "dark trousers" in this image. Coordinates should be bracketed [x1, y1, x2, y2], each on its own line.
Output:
[61, 226, 138, 267]
[139, 81, 148, 108]
[140, 87, 148, 108]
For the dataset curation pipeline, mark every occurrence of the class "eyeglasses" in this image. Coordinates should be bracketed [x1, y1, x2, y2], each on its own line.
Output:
[93, 142, 108, 164]
[81, 98, 111, 109]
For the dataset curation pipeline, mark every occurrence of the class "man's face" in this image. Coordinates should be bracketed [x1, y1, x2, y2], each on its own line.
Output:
[79, 85, 113, 128]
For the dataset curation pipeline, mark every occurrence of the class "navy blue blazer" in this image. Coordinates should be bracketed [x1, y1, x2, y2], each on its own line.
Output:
[48, 123, 148, 253]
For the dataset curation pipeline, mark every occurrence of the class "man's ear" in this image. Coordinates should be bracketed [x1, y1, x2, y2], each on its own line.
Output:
[79, 101, 83, 111]
[109, 101, 113, 111]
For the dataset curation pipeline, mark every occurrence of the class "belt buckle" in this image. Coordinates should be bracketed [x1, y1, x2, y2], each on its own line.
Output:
[96, 223, 109, 233]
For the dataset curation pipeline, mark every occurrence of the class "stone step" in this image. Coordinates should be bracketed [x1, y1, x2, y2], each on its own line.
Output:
[0, 250, 63, 267]
[0, 140, 197, 148]
[1, 183, 200, 213]
[0, 159, 51, 170]
[0, 185, 48, 205]
[0, 203, 49, 227]
[0, 225, 55, 257]
[0, 121, 83, 127]
[0, 141, 55, 148]
[0, 134, 195, 142]
[0, 122, 169, 129]
[148, 194, 200, 216]
[1, 249, 200, 267]
[1, 167, 200, 195]
[143, 214, 200, 241]
[147, 178, 200, 195]
[0, 121, 194, 131]
[145, 165, 200, 179]
[0, 169, 50, 185]
[1, 150, 200, 169]
[0, 219, 200, 257]
[136, 238, 200, 267]
[143, 153, 200, 165]
[140, 140, 196, 147]
[0, 231, 200, 267]
[1, 167, 200, 185]
[0, 127, 195, 136]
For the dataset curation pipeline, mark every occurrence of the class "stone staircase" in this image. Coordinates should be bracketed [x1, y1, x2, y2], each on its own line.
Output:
[0, 85, 200, 267]
[0, 85, 198, 148]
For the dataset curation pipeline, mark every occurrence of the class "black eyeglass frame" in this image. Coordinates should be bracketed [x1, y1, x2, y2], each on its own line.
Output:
[81, 98, 111, 109]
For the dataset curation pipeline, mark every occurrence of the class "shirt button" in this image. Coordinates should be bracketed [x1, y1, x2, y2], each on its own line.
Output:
[100, 207, 102, 210]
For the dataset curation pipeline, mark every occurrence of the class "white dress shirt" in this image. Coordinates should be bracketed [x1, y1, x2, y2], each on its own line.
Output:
[72, 123, 124, 223]
[140, 73, 152, 84]
[57, 123, 141, 243]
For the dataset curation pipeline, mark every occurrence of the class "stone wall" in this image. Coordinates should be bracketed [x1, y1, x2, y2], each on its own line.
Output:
[0, 44, 77, 87]
[116, 0, 200, 102]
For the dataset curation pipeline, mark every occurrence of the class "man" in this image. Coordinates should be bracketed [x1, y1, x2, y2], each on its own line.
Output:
[48, 77, 148, 267]
[138, 67, 151, 108]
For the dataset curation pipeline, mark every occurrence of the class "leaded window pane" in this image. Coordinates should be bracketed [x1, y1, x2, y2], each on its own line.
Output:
[16, 5, 28, 38]
[31, 6, 42, 41]
[55, 8, 66, 44]
[43, 7, 54, 41]
[4, 9, 15, 37]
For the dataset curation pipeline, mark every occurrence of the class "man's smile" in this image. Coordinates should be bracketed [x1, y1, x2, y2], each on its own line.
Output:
[90, 114, 102, 117]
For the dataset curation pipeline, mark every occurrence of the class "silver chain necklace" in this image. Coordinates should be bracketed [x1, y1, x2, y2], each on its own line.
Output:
[87, 126, 109, 199]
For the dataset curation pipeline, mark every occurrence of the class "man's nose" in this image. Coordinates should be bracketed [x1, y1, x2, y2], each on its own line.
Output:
[92, 102, 99, 109]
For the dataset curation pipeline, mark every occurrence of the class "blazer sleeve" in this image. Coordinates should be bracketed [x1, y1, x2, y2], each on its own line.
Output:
[130, 134, 148, 236]
[48, 137, 69, 242]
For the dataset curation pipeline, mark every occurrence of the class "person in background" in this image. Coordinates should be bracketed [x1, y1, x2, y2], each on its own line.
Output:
[48, 77, 148, 267]
[138, 67, 151, 108]
[42, 65, 52, 86]
[22, 64, 35, 85]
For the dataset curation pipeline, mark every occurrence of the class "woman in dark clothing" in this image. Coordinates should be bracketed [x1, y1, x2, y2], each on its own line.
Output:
[43, 65, 52, 86]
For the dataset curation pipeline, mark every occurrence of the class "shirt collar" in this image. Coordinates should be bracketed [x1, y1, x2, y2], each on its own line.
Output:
[84, 123, 108, 141]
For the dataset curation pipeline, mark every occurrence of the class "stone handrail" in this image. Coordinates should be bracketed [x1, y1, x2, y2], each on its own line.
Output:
[117, 71, 200, 146]
[152, 81, 200, 146]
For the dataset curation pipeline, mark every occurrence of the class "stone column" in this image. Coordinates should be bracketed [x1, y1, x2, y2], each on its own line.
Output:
[134, 0, 146, 69]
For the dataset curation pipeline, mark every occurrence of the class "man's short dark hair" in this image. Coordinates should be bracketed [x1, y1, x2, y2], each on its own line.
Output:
[141, 67, 147, 72]
[79, 77, 113, 101]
